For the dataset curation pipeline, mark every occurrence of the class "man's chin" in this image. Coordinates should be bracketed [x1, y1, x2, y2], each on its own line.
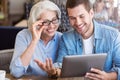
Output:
[77, 30, 83, 34]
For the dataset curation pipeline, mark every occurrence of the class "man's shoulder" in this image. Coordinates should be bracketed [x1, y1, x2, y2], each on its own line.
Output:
[62, 29, 76, 38]
[94, 21, 120, 39]
[94, 21, 119, 33]
[98, 23, 119, 33]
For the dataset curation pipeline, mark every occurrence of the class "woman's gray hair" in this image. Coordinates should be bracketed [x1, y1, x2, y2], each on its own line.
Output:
[28, 0, 61, 28]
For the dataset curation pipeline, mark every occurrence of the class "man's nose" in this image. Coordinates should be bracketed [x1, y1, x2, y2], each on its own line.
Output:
[75, 17, 82, 25]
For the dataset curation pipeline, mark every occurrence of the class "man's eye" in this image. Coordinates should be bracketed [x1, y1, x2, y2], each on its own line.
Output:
[79, 15, 84, 18]
[69, 17, 75, 20]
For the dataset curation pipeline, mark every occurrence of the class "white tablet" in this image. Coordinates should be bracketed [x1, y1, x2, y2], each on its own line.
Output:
[61, 53, 107, 77]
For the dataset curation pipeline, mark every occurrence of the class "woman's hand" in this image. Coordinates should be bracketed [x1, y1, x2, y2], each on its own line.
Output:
[30, 20, 45, 42]
[85, 68, 117, 80]
[34, 58, 57, 75]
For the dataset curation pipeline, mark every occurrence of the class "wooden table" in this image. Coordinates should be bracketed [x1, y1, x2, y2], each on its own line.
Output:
[6, 74, 90, 80]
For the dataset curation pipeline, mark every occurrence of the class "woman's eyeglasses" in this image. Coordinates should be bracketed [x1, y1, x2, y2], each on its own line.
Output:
[42, 18, 59, 26]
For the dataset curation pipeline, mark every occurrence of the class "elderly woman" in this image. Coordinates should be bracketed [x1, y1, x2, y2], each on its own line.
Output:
[10, 0, 62, 78]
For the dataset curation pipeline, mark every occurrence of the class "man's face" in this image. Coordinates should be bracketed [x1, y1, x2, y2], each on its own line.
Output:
[67, 4, 94, 38]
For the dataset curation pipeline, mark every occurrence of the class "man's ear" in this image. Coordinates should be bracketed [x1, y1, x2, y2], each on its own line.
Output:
[89, 8, 94, 18]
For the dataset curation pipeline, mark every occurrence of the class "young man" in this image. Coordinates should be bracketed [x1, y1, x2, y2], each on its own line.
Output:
[35, 0, 120, 79]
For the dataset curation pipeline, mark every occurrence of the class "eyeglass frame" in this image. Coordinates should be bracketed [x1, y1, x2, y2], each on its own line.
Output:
[39, 18, 60, 26]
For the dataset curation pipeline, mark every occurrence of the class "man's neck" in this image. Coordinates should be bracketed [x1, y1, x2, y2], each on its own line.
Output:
[82, 23, 94, 39]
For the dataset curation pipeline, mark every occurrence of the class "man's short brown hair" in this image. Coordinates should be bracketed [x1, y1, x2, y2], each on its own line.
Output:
[66, 0, 93, 12]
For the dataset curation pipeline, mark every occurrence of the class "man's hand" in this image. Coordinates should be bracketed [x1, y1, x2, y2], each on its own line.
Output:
[85, 68, 117, 80]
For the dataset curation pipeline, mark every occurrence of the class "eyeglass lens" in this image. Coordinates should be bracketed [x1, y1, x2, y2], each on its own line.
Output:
[42, 18, 59, 26]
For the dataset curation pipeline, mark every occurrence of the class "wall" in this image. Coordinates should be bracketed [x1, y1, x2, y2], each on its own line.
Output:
[8, 0, 67, 22]
[9, 0, 67, 15]
[9, 0, 27, 15]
